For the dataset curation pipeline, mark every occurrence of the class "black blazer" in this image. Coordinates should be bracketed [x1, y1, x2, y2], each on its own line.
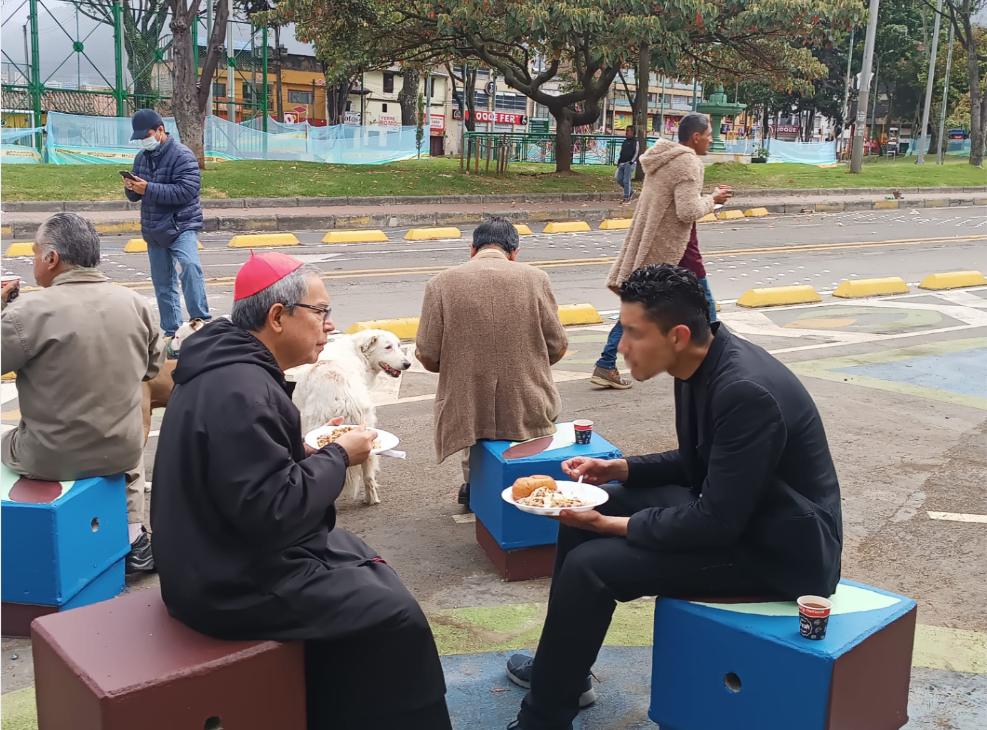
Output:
[624, 323, 843, 598]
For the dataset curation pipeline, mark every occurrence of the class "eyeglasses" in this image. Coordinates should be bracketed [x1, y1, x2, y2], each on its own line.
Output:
[292, 303, 332, 324]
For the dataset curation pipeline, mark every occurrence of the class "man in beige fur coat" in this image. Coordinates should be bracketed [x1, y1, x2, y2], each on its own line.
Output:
[591, 113, 732, 389]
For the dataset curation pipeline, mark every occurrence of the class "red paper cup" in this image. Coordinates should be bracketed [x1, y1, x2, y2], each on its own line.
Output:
[797, 595, 832, 640]
[573, 419, 593, 445]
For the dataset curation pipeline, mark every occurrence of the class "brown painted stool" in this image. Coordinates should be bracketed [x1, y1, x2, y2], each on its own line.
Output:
[31, 589, 306, 730]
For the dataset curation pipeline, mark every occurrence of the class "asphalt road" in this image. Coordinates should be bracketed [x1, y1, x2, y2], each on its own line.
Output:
[4, 206, 986, 328]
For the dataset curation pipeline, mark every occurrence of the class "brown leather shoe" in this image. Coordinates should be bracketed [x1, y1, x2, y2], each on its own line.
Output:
[590, 366, 632, 389]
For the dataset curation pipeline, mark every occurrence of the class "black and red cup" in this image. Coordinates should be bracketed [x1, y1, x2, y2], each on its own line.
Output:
[574, 420, 593, 445]
[797, 595, 832, 640]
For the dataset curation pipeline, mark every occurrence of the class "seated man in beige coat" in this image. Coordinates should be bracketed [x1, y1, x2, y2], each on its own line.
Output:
[1, 213, 163, 573]
[416, 217, 568, 507]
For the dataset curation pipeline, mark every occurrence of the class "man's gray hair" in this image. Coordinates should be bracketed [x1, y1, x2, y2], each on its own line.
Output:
[231, 265, 321, 332]
[36, 212, 101, 268]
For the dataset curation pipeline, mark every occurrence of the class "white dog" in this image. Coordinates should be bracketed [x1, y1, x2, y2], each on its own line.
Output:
[292, 329, 411, 506]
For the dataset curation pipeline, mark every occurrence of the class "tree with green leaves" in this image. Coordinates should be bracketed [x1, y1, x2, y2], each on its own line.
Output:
[168, 0, 228, 166]
[930, 0, 986, 165]
[76, 0, 172, 107]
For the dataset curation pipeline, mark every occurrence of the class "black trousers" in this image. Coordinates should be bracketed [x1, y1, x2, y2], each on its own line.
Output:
[305, 622, 452, 730]
[517, 483, 775, 730]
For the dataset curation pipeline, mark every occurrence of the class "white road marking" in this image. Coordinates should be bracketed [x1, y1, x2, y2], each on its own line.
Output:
[927, 511, 987, 524]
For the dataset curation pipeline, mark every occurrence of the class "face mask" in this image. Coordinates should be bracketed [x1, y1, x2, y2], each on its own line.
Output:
[140, 135, 160, 151]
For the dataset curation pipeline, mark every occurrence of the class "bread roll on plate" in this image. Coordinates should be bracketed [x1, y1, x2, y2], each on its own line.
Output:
[511, 475, 557, 501]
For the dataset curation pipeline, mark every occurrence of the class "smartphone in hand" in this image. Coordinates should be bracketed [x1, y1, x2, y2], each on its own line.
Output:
[119, 170, 137, 181]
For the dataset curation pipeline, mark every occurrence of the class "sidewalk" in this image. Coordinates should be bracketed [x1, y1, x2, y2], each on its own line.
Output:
[3, 188, 986, 238]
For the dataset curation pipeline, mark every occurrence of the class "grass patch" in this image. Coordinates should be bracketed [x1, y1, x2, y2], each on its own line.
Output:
[704, 156, 986, 190]
[1, 155, 982, 202]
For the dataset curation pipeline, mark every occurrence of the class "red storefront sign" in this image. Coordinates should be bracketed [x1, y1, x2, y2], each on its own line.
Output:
[453, 109, 528, 125]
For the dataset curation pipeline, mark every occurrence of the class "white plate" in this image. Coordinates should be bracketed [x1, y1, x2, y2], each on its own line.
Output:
[502, 480, 609, 516]
[304, 424, 399, 455]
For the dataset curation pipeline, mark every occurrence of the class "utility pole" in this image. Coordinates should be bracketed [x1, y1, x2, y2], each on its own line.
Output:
[937, 20, 955, 164]
[916, 0, 944, 164]
[850, 0, 880, 173]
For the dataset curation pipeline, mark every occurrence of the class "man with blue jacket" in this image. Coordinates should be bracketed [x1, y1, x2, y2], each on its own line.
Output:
[124, 109, 210, 341]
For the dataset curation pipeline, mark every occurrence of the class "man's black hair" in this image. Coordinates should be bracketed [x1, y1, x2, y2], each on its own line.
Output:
[678, 112, 710, 143]
[619, 264, 712, 342]
[473, 216, 519, 253]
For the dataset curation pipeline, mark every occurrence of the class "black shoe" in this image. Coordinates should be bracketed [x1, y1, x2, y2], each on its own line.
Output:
[458, 482, 471, 508]
[125, 528, 155, 574]
[506, 653, 596, 708]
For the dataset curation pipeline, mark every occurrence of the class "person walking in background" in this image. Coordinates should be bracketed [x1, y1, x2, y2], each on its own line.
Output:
[416, 217, 568, 509]
[591, 113, 731, 390]
[124, 109, 210, 346]
[615, 126, 640, 203]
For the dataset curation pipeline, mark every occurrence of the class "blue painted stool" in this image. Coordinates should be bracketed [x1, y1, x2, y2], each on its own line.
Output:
[469, 430, 621, 580]
[649, 579, 917, 730]
[1, 465, 128, 636]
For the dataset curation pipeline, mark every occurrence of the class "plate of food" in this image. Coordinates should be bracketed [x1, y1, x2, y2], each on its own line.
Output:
[304, 424, 399, 455]
[501, 475, 608, 516]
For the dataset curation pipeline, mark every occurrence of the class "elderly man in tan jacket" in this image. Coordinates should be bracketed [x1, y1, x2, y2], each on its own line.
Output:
[592, 113, 732, 389]
[416, 217, 568, 508]
[1, 213, 163, 573]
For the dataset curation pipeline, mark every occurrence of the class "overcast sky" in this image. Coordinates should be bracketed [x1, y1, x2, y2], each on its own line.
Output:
[1, 1, 313, 88]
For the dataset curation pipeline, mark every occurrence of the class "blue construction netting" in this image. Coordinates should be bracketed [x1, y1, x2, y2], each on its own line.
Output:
[33, 112, 420, 165]
[725, 139, 837, 165]
[906, 138, 973, 156]
[1, 126, 43, 163]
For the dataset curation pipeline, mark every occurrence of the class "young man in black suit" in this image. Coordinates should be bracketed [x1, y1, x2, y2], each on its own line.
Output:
[506, 264, 844, 730]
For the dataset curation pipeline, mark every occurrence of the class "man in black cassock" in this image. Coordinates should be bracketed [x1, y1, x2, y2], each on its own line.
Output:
[151, 252, 450, 729]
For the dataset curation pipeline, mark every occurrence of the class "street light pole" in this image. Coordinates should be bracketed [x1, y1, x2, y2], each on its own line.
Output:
[850, 0, 880, 173]
[916, 0, 944, 165]
[936, 20, 955, 164]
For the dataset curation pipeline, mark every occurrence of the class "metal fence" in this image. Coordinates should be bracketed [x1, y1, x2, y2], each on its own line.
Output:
[1, 0, 272, 155]
[462, 131, 664, 171]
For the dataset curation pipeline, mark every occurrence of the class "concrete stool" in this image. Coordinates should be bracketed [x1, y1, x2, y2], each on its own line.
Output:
[1, 466, 128, 636]
[649, 579, 917, 730]
[32, 589, 306, 730]
[469, 429, 621, 580]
